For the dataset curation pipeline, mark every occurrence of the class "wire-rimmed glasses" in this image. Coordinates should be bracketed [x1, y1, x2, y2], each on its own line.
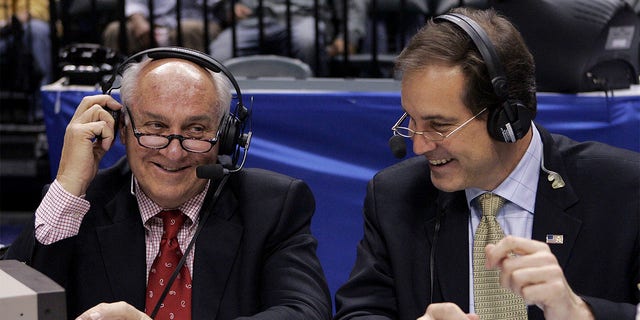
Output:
[124, 107, 219, 153]
[391, 108, 487, 142]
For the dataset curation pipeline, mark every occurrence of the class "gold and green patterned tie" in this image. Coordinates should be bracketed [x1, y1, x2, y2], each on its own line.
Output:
[473, 193, 527, 319]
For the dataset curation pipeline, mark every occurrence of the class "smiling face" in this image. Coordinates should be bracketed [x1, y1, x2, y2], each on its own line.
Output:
[122, 59, 221, 208]
[401, 64, 529, 192]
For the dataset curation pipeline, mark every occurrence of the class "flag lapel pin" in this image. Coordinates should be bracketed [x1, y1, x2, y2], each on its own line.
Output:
[546, 234, 564, 244]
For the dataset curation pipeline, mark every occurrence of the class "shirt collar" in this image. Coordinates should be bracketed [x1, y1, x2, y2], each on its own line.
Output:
[132, 177, 210, 226]
[466, 123, 542, 213]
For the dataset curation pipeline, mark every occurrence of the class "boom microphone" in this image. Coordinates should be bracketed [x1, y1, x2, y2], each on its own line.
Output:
[196, 164, 227, 180]
[389, 135, 407, 159]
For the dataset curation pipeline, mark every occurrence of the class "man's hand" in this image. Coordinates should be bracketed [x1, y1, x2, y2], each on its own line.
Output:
[234, 3, 253, 20]
[485, 235, 594, 320]
[416, 303, 479, 320]
[326, 38, 357, 57]
[75, 301, 151, 320]
[56, 95, 122, 196]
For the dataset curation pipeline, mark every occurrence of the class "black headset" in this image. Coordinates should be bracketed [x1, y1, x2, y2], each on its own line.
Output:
[101, 46, 250, 166]
[434, 13, 533, 143]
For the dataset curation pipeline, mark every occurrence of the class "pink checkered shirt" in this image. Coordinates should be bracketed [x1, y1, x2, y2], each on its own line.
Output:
[35, 178, 210, 280]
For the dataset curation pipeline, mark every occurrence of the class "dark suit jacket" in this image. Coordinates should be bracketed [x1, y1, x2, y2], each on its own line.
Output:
[6, 158, 332, 320]
[334, 125, 640, 320]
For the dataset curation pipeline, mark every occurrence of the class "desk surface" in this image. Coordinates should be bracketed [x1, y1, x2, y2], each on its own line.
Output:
[39, 79, 640, 301]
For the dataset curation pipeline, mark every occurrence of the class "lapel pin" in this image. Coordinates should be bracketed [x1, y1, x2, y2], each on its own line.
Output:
[546, 234, 564, 244]
[547, 172, 566, 189]
[541, 158, 565, 189]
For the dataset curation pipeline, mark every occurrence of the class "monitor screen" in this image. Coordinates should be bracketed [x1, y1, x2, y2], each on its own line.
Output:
[493, 0, 640, 92]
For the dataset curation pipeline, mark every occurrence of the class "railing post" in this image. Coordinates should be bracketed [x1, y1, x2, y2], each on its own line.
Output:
[118, 0, 127, 53]
[176, 0, 182, 46]
[147, 0, 157, 48]
[313, 0, 320, 72]
[49, 0, 59, 80]
[203, 0, 210, 54]
[258, 0, 264, 52]
[370, 0, 380, 77]
[286, 0, 292, 57]
[231, 0, 238, 57]
[340, 0, 347, 77]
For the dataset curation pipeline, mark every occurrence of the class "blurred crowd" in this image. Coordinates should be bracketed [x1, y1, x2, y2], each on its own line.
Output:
[0, 0, 463, 83]
[1, 0, 639, 123]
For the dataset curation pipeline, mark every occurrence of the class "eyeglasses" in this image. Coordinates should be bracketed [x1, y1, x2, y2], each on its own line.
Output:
[124, 107, 218, 153]
[391, 108, 487, 142]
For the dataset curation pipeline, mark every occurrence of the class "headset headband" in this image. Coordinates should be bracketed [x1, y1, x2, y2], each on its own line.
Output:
[102, 47, 244, 113]
[434, 13, 509, 100]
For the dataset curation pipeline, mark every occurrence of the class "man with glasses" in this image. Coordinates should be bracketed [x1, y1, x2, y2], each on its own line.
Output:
[5, 52, 331, 319]
[334, 7, 639, 320]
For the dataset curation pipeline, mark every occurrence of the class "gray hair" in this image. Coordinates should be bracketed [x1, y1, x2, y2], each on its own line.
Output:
[118, 56, 234, 124]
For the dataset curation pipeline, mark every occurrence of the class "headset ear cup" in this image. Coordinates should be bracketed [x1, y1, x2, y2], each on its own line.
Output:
[218, 114, 240, 155]
[508, 100, 533, 140]
[488, 102, 518, 143]
[487, 101, 531, 143]
[486, 106, 506, 142]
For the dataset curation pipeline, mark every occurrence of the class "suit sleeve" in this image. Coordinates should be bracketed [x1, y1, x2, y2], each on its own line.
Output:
[582, 296, 638, 320]
[333, 179, 397, 320]
[548, 137, 640, 320]
[237, 178, 332, 320]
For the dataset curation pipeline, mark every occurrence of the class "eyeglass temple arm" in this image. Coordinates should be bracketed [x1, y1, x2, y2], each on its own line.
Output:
[391, 112, 409, 131]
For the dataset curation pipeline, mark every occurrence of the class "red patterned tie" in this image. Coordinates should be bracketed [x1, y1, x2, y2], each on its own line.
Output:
[145, 210, 192, 319]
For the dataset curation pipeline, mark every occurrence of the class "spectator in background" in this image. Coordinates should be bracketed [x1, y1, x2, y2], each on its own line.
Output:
[208, 0, 331, 76]
[0, 0, 52, 85]
[326, 0, 427, 57]
[325, 0, 366, 58]
[0, 0, 51, 123]
[102, 0, 223, 54]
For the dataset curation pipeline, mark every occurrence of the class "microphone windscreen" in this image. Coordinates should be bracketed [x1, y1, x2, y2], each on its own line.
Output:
[196, 164, 225, 180]
[388, 135, 407, 159]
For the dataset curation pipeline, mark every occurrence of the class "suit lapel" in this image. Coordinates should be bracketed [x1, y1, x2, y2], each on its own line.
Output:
[425, 191, 470, 311]
[191, 183, 243, 319]
[96, 185, 147, 310]
[532, 126, 581, 267]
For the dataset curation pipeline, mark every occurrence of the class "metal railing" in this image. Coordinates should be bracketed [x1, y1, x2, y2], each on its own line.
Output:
[47, 0, 448, 79]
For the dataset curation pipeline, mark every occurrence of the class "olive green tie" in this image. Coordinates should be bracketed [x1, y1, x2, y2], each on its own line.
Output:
[473, 193, 527, 319]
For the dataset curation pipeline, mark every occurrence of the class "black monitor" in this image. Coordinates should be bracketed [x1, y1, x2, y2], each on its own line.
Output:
[492, 0, 640, 93]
